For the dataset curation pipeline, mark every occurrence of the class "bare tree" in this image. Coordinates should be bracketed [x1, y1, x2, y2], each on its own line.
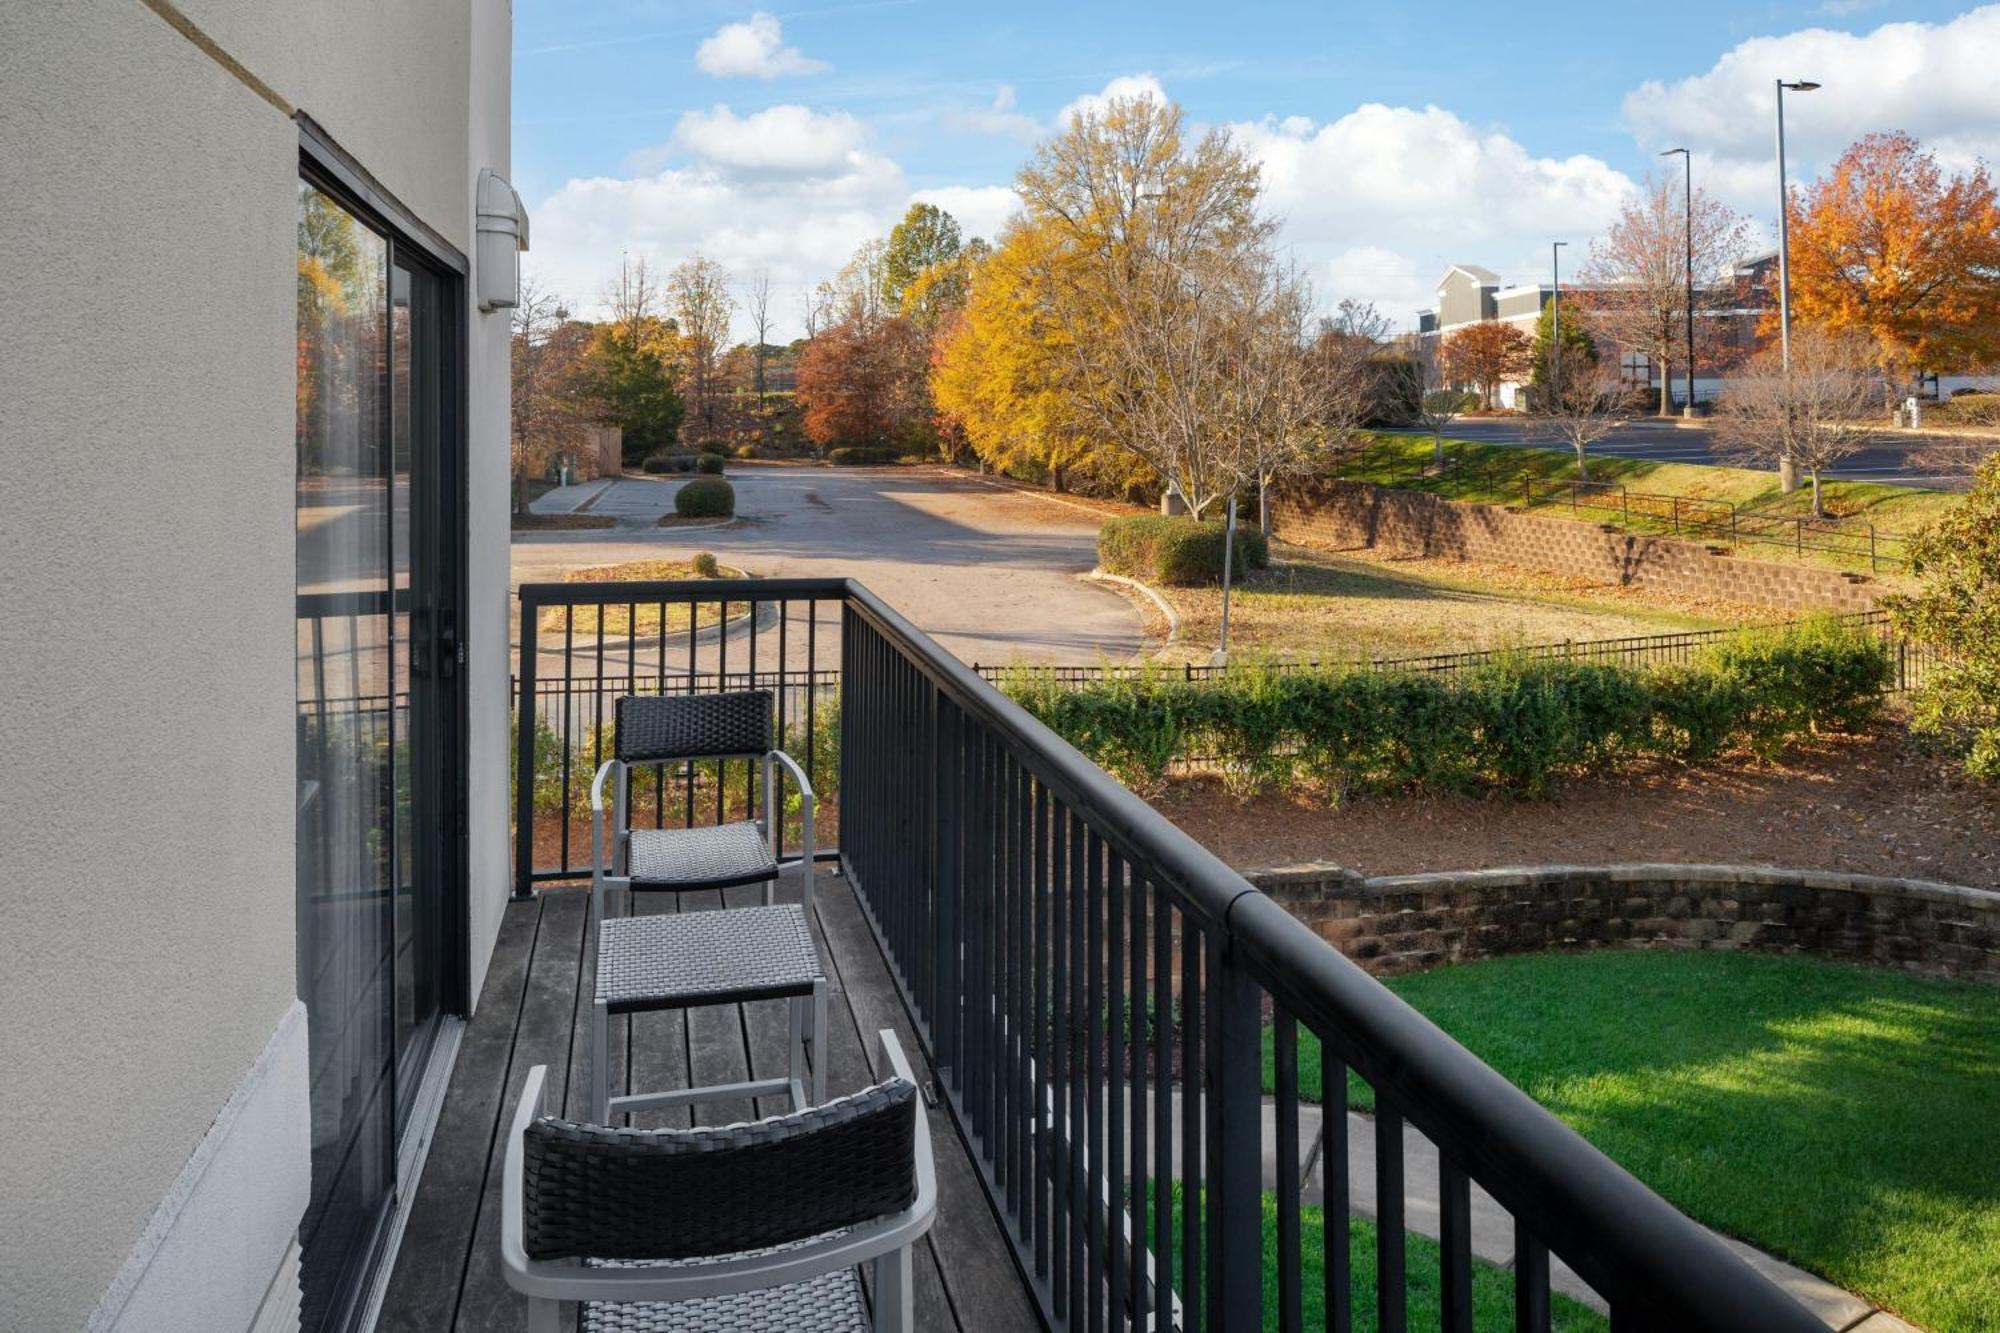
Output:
[801, 280, 835, 341]
[1535, 344, 1630, 481]
[509, 275, 568, 513]
[668, 254, 736, 444]
[604, 253, 661, 348]
[1715, 327, 1883, 516]
[1579, 173, 1750, 416]
[1413, 347, 1469, 467]
[746, 268, 774, 397]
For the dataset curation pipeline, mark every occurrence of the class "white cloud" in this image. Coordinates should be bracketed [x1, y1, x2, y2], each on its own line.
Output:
[1058, 74, 1168, 127]
[694, 12, 829, 80]
[671, 104, 879, 177]
[1226, 104, 1636, 326]
[1621, 6, 2000, 209]
[947, 84, 1042, 141]
[911, 185, 1021, 245]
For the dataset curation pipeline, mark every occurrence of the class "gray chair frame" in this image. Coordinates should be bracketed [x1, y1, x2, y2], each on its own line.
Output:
[502, 1030, 936, 1333]
[588, 732, 824, 1125]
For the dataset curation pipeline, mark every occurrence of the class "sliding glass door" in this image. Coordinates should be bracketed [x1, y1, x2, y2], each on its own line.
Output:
[294, 173, 462, 1332]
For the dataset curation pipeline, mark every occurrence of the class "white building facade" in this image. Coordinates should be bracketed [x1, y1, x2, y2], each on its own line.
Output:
[0, 2, 519, 1329]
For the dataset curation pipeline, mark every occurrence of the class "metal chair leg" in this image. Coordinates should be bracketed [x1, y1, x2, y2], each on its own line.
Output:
[872, 1245, 914, 1333]
[590, 998, 610, 1124]
[811, 978, 829, 1105]
[788, 996, 804, 1100]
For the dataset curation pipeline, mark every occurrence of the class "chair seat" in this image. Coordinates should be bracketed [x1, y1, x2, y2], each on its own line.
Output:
[596, 905, 822, 1014]
[628, 821, 779, 891]
[581, 1263, 865, 1333]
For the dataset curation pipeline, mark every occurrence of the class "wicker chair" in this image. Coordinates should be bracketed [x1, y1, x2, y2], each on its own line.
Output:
[589, 690, 826, 1124]
[502, 1029, 937, 1333]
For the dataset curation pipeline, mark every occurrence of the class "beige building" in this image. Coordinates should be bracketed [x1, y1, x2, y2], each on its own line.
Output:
[1, 2, 519, 1328]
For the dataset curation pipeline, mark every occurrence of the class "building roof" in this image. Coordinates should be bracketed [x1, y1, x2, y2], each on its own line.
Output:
[1440, 263, 1500, 286]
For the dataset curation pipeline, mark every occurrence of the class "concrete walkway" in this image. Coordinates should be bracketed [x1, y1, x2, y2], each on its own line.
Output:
[526, 476, 612, 515]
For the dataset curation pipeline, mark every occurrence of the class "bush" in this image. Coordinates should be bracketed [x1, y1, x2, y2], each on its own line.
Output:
[690, 550, 720, 578]
[1930, 393, 2000, 427]
[734, 443, 759, 460]
[1005, 620, 1890, 800]
[828, 445, 902, 465]
[675, 478, 735, 518]
[697, 452, 727, 475]
[1097, 515, 1270, 586]
[642, 452, 697, 475]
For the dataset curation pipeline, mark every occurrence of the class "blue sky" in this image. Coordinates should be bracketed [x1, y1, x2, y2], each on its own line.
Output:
[513, 1, 2000, 337]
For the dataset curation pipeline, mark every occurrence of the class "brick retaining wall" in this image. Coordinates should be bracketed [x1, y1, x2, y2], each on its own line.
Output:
[1250, 862, 2000, 985]
[1271, 479, 1885, 614]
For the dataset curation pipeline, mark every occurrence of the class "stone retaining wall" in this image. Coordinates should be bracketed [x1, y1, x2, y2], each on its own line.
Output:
[1249, 862, 2000, 985]
[1270, 479, 1886, 614]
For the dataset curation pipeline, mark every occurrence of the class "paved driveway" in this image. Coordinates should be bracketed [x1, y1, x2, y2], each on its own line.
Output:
[510, 465, 1145, 668]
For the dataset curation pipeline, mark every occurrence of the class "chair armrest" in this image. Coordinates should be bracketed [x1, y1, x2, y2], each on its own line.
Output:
[497, 1034, 939, 1306]
[767, 749, 814, 805]
[589, 759, 621, 812]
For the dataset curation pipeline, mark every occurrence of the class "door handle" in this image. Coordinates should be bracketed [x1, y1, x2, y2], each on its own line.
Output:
[411, 606, 432, 678]
[438, 610, 458, 679]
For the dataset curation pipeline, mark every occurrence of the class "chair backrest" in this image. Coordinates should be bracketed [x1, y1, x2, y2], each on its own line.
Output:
[520, 1078, 918, 1262]
[614, 690, 773, 764]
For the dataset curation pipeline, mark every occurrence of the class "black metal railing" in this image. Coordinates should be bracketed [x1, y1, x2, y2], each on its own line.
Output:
[513, 576, 1828, 1330]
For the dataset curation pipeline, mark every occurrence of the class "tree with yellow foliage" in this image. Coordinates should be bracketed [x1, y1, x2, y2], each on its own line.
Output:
[1785, 132, 2000, 382]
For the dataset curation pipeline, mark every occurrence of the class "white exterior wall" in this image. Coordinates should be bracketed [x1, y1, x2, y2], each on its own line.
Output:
[0, 2, 511, 1328]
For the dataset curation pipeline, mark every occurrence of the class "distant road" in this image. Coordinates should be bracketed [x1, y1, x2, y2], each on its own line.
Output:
[1382, 418, 1974, 490]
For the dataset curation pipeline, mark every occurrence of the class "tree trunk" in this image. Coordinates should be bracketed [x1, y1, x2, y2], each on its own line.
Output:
[1574, 439, 1589, 482]
[1659, 366, 1672, 417]
[1432, 429, 1444, 467]
[1810, 469, 1825, 520]
[1258, 474, 1271, 537]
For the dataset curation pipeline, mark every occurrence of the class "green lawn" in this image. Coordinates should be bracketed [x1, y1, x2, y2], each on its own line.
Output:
[1156, 1189, 1606, 1332]
[1259, 950, 2000, 1332]
[1347, 431, 1960, 554]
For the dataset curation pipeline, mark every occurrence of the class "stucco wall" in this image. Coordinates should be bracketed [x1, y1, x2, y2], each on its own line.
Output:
[1251, 862, 2000, 985]
[0, 2, 499, 1328]
[1272, 479, 1888, 615]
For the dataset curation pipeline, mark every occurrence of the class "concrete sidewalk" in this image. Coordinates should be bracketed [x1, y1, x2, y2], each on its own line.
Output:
[527, 476, 612, 515]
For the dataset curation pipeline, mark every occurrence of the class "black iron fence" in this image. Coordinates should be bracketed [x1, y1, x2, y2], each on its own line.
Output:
[514, 575, 1826, 1332]
[1337, 441, 1914, 572]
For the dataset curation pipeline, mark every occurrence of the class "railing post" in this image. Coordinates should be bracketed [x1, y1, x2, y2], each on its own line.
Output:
[513, 588, 539, 900]
[931, 690, 963, 1078]
[1208, 936, 1264, 1333]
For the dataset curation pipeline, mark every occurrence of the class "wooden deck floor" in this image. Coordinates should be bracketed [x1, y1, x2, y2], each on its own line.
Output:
[375, 874, 1043, 1333]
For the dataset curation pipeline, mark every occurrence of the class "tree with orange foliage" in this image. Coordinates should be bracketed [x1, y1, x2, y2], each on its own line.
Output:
[795, 308, 930, 452]
[1785, 132, 2000, 382]
[1438, 320, 1530, 409]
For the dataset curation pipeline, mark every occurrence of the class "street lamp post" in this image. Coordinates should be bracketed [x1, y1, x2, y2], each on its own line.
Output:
[1662, 147, 1695, 417]
[1775, 78, 1819, 491]
[1549, 240, 1568, 407]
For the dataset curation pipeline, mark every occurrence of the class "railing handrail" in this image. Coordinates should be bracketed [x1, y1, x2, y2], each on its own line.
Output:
[838, 577, 1822, 1330]
[514, 574, 1826, 1329]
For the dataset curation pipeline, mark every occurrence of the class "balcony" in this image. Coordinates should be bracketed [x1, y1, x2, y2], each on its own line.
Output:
[379, 576, 1828, 1331]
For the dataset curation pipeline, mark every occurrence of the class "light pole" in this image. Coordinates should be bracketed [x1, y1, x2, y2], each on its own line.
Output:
[1775, 78, 1819, 490]
[1549, 240, 1568, 407]
[1661, 147, 1695, 418]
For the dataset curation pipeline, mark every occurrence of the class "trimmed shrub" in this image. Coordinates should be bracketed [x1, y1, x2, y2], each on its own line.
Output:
[675, 478, 735, 518]
[697, 452, 727, 474]
[1004, 620, 1891, 801]
[642, 452, 697, 475]
[828, 445, 902, 465]
[1097, 515, 1270, 587]
[690, 550, 720, 578]
[734, 443, 759, 460]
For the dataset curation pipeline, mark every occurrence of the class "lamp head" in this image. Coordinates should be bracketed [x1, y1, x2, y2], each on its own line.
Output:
[1661, 146, 1688, 157]
[1782, 80, 1821, 92]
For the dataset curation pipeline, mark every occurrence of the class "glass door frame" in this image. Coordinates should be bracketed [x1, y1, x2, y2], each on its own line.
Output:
[297, 123, 470, 1332]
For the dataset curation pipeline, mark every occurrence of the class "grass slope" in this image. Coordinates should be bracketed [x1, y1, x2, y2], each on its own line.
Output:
[1260, 950, 2000, 1331]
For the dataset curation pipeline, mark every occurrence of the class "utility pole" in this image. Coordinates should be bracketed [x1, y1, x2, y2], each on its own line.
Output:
[1662, 147, 1696, 417]
[1775, 78, 1820, 491]
[1549, 240, 1568, 408]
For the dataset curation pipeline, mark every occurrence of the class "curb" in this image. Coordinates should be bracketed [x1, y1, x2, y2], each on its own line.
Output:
[529, 477, 613, 516]
[1083, 569, 1179, 648]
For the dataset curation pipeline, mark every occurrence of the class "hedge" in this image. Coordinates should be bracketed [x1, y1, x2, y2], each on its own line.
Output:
[675, 477, 735, 518]
[1005, 619, 1890, 800]
[1098, 515, 1270, 586]
[828, 445, 901, 465]
[642, 452, 698, 475]
[697, 452, 727, 474]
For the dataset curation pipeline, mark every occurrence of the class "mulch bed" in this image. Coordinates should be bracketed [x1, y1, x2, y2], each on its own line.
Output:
[1151, 727, 1999, 889]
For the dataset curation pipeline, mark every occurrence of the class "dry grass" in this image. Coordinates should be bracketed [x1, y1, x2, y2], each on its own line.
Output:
[1155, 541, 1738, 661]
[537, 559, 748, 638]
